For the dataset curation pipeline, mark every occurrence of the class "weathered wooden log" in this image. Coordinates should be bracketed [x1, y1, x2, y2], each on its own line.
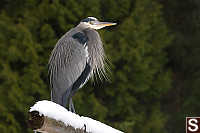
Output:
[28, 111, 86, 133]
[28, 100, 124, 133]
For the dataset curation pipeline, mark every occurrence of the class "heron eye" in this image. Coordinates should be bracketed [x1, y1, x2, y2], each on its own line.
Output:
[89, 21, 94, 25]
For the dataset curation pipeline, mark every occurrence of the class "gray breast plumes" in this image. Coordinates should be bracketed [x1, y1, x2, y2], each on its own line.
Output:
[84, 29, 107, 80]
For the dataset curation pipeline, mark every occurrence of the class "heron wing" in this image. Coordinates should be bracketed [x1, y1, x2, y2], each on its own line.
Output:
[48, 34, 87, 103]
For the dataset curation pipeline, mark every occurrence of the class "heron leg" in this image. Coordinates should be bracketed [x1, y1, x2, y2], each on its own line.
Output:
[61, 87, 72, 108]
[69, 97, 76, 113]
[68, 86, 79, 113]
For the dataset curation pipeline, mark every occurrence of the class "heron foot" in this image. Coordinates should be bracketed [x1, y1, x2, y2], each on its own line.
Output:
[84, 124, 87, 132]
[81, 124, 87, 133]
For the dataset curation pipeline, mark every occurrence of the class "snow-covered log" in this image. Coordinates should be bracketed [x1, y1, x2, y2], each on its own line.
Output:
[28, 100, 124, 133]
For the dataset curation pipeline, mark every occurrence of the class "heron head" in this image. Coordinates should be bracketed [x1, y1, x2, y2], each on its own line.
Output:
[79, 17, 117, 30]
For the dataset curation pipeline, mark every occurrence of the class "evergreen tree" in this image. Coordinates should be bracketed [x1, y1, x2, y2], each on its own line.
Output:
[0, 0, 172, 132]
[98, 0, 172, 132]
[161, 0, 200, 132]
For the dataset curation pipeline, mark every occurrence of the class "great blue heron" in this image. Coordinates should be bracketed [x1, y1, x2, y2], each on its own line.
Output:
[48, 17, 116, 113]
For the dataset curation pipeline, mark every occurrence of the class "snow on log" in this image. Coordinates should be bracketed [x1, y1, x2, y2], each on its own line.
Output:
[28, 100, 124, 133]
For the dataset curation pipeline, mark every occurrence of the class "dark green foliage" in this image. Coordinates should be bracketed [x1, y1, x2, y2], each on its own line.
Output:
[0, 0, 174, 133]
[98, 1, 172, 132]
[160, 0, 200, 133]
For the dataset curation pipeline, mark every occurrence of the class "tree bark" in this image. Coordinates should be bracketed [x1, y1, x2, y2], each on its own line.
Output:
[28, 101, 123, 133]
[28, 111, 86, 133]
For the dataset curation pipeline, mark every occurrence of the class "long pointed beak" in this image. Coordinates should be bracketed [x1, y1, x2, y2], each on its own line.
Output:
[94, 22, 117, 27]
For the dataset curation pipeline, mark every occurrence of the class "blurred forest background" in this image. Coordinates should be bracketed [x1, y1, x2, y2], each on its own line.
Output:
[0, 0, 199, 133]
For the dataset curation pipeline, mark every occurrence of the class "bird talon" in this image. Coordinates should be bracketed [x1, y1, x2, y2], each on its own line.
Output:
[81, 124, 87, 132]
